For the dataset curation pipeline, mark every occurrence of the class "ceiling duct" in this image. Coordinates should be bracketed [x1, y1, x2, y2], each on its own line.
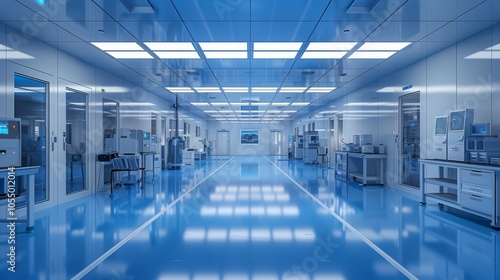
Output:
[120, 0, 155, 13]
[346, 0, 382, 13]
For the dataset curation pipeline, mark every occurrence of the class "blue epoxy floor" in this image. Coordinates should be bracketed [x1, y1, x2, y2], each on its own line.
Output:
[1, 155, 499, 279]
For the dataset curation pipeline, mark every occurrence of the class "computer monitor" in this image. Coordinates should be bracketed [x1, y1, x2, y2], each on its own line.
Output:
[434, 116, 447, 135]
[471, 123, 490, 135]
[449, 110, 466, 131]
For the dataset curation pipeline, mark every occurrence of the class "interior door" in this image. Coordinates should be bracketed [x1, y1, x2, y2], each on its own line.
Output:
[58, 80, 92, 202]
[399, 92, 421, 188]
[270, 130, 283, 155]
[216, 130, 230, 155]
[9, 63, 55, 210]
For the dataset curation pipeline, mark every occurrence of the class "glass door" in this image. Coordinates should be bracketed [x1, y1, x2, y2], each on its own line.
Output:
[399, 92, 421, 188]
[13, 74, 49, 205]
[65, 89, 88, 194]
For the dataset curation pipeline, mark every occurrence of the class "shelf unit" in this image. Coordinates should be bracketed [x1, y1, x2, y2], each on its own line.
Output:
[347, 153, 387, 185]
[420, 159, 500, 229]
[333, 151, 348, 177]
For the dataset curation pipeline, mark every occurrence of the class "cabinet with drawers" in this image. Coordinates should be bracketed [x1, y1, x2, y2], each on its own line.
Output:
[420, 159, 500, 229]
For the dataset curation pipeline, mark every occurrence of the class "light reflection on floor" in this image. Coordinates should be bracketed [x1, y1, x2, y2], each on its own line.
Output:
[0, 155, 499, 280]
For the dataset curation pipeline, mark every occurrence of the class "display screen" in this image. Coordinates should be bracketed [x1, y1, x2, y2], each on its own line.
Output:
[472, 123, 489, 135]
[450, 111, 465, 130]
[435, 117, 447, 135]
[241, 130, 259, 144]
[0, 120, 20, 139]
[0, 122, 7, 135]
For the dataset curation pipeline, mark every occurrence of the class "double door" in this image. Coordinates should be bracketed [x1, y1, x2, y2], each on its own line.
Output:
[8, 63, 92, 209]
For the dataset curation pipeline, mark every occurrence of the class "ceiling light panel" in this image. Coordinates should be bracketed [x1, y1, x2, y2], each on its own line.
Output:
[358, 42, 411, 51]
[271, 102, 290, 106]
[348, 51, 396, 59]
[291, 102, 310, 106]
[279, 87, 307, 93]
[306, 42, 357, 51]
[252, 87, 278, 93]
[253, 52, 298, 59]
[166, 87, 195, 93]
[194, 87, 221, 93]
[199, 42, 247, 51]
[155, 51, 200, 59]
[254, 42, 303, 51]
[301, 52, 347, 59]
[191, 102, 210, 106]
[224, 87, 249, 93]
[106, 51, 153, 59]
[91, 42, 143, 51]
[145, 42, 195, 51]
[204, 52, 247, 59]
[307, 87, 336, 93]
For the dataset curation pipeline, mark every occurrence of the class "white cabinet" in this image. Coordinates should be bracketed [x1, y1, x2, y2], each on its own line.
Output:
[420, 159, 500, 229]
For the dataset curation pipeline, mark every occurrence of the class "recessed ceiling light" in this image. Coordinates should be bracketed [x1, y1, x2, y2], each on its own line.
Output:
[91, 42, 143, 51]
[199, 42, 247, 51]
[211, 102, 229, 106]
[154, 51, 200, 59]
[166, 87, 194, 93]
[223, 87, 249, 93]
[486, 43, 500, 51]
[279, 87, 307, 93]
[252, 87, 278, 93]
[291, 102, 310, 106]
[254, 42, 303, 51]
[301, 52, 347, 59]
[271, 102, 290, 106]
[358, 42, 411, 51]
[306, 42, 357, 51]
[194, 87, 221, 93]
[204, 52, 247, 59]
[145, 42, 195, 51]
[253, 52, 298, 59]
[106, 51, 153, 59]
[307, 87, 336, 93]
[191, 102, 210, 106]
[348, 51, 396, 59]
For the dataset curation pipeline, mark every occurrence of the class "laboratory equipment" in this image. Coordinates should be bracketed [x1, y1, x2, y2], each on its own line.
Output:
[466, 123, 500, 164]
[447, 109, 474, 161]
[294, 135, 304, 159]
[471, 123, 490, 136]
[433, 115, 448, 160]
[167, 96, 184, 169]
[361, 145, 374, 153]
[0, 118, 21, 168]
[359, 134, 373, 145]
[304, 131, 319, 164]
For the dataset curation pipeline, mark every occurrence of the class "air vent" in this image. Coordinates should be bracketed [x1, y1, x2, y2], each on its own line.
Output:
[301, 70, 315, 75]
[120, 0, 155, 13]
[187, 69, 200, 75]
[347, 0, 381, 13]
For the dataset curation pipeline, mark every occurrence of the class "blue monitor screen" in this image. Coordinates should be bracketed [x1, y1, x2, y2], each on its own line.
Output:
[0, 122, 8, 135]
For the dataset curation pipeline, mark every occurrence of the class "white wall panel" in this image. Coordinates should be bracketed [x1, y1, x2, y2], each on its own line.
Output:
[492, 24, 500, 136]
[457, 27, 493, 124]
[0, 23, 6, 117]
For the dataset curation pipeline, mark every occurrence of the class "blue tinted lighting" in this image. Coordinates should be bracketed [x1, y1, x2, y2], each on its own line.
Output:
[35, 0, 45, 6]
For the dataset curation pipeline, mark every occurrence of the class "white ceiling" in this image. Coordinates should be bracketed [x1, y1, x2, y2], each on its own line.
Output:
[2, 0, 499, 122]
